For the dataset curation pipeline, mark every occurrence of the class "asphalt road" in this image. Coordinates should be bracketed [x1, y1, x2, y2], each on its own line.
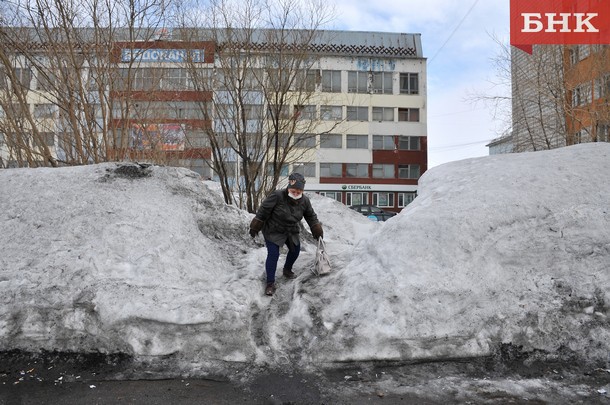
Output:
[1, 350, 610, 404]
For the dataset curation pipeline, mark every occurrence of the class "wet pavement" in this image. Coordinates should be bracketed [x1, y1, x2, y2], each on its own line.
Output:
[1, 350, 610, 404]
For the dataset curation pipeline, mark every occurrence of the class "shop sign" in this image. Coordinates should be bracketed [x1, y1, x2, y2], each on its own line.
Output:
[342, 185, 373, 190]
[121, 48, 205, 63]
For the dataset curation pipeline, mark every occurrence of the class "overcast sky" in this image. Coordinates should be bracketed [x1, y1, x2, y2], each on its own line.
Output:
[330, 0, 512, 167]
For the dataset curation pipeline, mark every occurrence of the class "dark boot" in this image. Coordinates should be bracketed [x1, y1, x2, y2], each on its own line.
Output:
[283, 268, 296, 279]
[265, 282, 276, 296]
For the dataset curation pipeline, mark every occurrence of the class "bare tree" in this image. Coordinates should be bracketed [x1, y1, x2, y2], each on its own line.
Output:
[0, 12, 59, 167]
[511, 45, 568, 152]
[466, 36, 567, 153]
[1, 0, 337, 212]
[0, 0, 176, 167]
[176, 0, 336, 212]
[478, 37, 610, 154]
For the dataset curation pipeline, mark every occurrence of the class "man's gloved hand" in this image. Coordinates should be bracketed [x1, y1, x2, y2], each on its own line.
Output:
[311, 223, 323, 240]
[249, 217, 264, 238]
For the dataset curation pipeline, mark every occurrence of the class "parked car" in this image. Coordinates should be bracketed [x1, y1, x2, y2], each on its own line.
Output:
[349, 205, 397, 222]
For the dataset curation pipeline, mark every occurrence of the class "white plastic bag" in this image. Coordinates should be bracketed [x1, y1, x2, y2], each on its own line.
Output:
[313, 237, 331, 276]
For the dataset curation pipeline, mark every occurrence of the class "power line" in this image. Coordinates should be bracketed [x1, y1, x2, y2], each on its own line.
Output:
[428, 0, 481, 65]
[428, 107, 487, 118]
[429, 139, 490, 152]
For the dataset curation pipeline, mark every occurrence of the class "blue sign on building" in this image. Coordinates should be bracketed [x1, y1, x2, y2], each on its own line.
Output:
[121, 48, 205, 63]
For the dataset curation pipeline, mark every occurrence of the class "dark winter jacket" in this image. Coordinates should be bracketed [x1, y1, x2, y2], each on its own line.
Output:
[254, 189, 319, 247]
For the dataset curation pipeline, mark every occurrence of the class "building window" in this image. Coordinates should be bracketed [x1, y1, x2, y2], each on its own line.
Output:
[372, 135, 395, 150]
[294, 105, 316, 120]
[572, 87, 581, 106]
[8, 103, 27, 120]
[293, 162, 316, 177]
[591, 44, 605, 54]
[14, 68, 32, 90]
[346, 106, 368, 121]
[188, 159, 211, 178]
[372, 164, 394, 178]
[397, 192, 417, 207]
[243, 104, 263, 120]
[575, 45, 593, 63]
[398, 108, 420, 122]
[40, 132, 55, 146]
[276, 133, 291, 148]
[398, 136, 420, 150]
[399, 73, 419, 94]
[347, 71, 369, 93]
[572, 84, 592, 107]
[119, 68, 148, 90]
[320, 163, 342, 177]
[569, 47, 578, 65]
[373, 192, 394, 207]
[320, 105, 342, 121]
[595, 74, 610, 99]
[596, 123, 609, 142]
[346, 134, 368, 149]
[319, 191, 342, 202]
[346, 192, 368, 206]
[320, 134, 342, 148]
[575, 127, 592, 144]
[398, 164, 420, 179]
[240, 69, 261, 89]
[128, 101, 208, 120]
[215, 70, 231, 90]
[322, 70, 341, 92]
[267, 104, 290, 120]
[33, 104, 55, 118]
[266, 163, 289, 177]
[6, 132, 30, 147]
[346, 163, 368, 177]
[372, 107, 394, 122]
[164, 68, 190, 90]
[295, 69, 319, 92]
[36, 70, 56, 91]
[294, 133, 316, 148]
[186, 130, 210, 148]
[570, 45, 590, 65]
[372, 72, 393, 94]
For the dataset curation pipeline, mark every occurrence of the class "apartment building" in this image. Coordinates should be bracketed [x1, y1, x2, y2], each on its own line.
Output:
[565, 45, 610, 144]
[282, 31, 426, 211]
[1, 29, 427, 212]
[507, 44, 610, 154]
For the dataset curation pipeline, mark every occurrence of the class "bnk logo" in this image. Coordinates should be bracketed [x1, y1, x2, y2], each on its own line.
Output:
[521, 12, 598, 33]
[510, 0, 610, 54]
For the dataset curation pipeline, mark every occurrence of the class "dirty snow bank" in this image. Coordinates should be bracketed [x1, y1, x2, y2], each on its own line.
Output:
[0, 144, 609, 378]
[310, 143, 610, 366]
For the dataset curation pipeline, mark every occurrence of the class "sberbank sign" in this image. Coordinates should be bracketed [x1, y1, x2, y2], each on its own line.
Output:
[121, 48, 205, 63]
[341, 185, 372, 190]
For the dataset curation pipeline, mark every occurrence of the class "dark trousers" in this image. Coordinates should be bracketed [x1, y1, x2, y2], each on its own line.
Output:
[265, 239, 300, 283]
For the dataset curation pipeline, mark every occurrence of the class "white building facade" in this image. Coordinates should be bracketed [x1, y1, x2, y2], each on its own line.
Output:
[285, 31, 427, 211]
[1, 29, 427, 212]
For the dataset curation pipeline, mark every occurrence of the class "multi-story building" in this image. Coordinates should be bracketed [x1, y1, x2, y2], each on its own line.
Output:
[564, 45, 610, 144]
[505, 44, 610, 155]
[509, 45, 567, 153]
[282, 31, 427, 211]
[1, 29, 427, 212]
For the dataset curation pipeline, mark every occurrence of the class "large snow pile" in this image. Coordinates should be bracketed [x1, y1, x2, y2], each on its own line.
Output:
[314, 143, 610, 365]
[0, 144, 608, 377]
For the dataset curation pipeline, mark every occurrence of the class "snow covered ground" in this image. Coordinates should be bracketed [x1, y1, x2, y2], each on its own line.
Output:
[1, 144, 609, 385]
